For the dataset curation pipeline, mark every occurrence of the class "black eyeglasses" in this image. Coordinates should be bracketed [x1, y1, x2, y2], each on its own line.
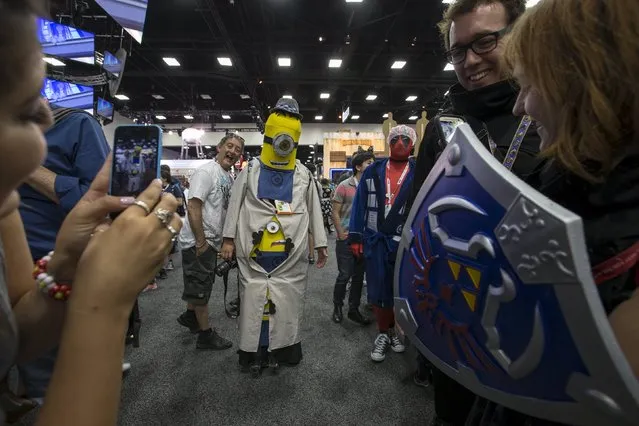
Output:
[445, 27, 510, 65]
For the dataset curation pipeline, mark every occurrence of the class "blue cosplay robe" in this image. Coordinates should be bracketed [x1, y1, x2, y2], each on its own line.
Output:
[348, 158, 415, 307]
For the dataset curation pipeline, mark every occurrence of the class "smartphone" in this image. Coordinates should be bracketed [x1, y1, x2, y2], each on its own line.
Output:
[109, 125, 163, 199]
[434, 115, 467, 148]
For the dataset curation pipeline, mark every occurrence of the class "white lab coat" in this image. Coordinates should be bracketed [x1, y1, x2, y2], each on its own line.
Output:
[223, 159, 327, 352]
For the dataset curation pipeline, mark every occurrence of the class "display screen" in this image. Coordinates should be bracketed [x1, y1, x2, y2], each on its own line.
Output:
[103, 51, 122, 76]
[96, 0, 149, 44]
[438, 117, 467, 144]
[41, 78, 94, 110]
[96, 97, 114, 120]
[37, 19, 95, 65]
[111, 126, 162, 197]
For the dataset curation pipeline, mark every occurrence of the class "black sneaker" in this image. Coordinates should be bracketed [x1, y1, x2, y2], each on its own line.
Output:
[196, 329, 233, 350]
[348, 309, 372, 326]
[332, 305, 343, 323]
[177, 311, 199, 334]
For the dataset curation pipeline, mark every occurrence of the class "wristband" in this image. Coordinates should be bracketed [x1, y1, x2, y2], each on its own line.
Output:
[33, 252, 71, 301]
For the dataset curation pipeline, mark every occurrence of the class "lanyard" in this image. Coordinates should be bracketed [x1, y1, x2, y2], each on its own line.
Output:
[485, 115, 533, 171]
[385, 162, 410, 206]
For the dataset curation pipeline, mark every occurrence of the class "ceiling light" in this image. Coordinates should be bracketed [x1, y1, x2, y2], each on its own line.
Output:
[383, 113, 389, 118]
[445, 90, 450, 96]
[328, 59, 343, 68]
[115, 94, 129, 100]
[351, 115, 360, 120]
[240, 94, 250, 99]
[152, 94, 165, 100]
[345, 0, 364, 2]
[406, 95, 418, 102]
[43, 57, 65, 66]
[320, 93, 330, 99]
[163, 57, 180, 67]
[278, 57, 291, 67]
[222, 115, 231, 120]
[442, 0, 455, 3]
[200, 94, 212, 100]
[315, 115, 323, 120]
[409, 115, 418, 120]
[391, 60, 406, 70]
[184, 114, 194, 120]
[366, 94, 377, 101]
[155, 115, 166, 120]
[318, 36, 324, 42]
[444, 63, 455, 71]
[205, 145, 212, 149]
[218, 57, 233, 67]
[283, 94, 293, 99]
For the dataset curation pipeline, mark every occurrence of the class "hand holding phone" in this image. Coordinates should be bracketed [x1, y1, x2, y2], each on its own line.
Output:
[434, 115, 467, 149]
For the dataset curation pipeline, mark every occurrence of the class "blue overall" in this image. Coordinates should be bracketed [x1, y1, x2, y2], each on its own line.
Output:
[348, 159, 415, 308]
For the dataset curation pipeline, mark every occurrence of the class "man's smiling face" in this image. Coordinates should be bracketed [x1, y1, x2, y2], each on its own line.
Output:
[449, 2, 509, 91]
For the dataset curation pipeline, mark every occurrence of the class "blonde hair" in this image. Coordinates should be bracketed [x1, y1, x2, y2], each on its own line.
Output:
[504, 0, 639, 182]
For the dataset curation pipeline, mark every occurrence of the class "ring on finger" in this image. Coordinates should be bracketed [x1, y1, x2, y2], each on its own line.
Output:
[166, 223, 178, 242]
[154, 208, 173, 225]
[132, 200, 151, 215]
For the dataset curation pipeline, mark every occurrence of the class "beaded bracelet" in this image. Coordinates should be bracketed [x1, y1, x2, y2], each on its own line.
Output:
[32, 251, 71, 301]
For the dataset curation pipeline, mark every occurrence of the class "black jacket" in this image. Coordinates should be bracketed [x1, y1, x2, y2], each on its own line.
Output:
[467, 154, 639, 426]
[410, 80, 542, 210]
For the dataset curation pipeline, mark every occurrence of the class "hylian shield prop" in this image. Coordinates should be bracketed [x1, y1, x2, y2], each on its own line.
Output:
[394, 124, 639, 426]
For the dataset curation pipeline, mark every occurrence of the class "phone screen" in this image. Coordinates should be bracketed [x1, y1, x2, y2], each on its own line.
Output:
[438, 116, 467, 144]
[110, 125, 162, 198]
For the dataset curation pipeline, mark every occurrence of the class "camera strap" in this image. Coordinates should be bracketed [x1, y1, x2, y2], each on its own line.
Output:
[222, 270, 240, 319]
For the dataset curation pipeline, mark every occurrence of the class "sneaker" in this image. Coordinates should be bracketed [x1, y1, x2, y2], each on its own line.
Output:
[332, 305, 343, 323]
[166, 260, 175, 271]
[371, 333, 390, 362]
[177, 311, 199, 333]
[122, 362, 131, 374]
[347, 309, 371, 326]
[389, 329, 405, 353]
[143, 282, 158, 292]
[413, 372, 430, 388]
[157, 269, 168, 280]
[196, 328, 233, 350]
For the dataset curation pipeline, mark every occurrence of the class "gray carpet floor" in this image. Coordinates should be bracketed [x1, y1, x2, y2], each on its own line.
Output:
[22, 234, 436, 425]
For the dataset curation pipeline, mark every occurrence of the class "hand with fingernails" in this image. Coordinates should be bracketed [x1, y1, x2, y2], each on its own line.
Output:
[51, 158, 182, 314]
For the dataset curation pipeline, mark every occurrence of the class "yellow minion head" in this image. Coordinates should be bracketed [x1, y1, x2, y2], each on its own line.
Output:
[260, 98, 303, 171]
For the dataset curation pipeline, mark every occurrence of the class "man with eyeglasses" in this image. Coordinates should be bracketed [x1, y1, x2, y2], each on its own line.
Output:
[408, 1, 541, 425]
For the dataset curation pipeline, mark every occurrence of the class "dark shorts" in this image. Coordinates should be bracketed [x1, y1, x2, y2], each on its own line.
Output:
[181, 245, 217, 305]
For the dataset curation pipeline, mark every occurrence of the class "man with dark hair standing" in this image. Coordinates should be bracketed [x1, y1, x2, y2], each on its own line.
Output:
[408, 1, 541, 425]
[331, 149, 375, 325]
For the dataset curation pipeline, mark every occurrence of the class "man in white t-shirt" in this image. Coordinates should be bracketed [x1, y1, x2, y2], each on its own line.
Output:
[177, 134, 244, 350]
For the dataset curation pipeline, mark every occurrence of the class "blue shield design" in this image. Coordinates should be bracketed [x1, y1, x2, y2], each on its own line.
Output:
[394, 124, 639, 426]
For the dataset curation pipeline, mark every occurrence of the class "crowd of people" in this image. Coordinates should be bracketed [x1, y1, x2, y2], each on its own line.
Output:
[0, 0, 637, 425]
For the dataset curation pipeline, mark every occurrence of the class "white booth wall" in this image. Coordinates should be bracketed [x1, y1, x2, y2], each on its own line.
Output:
[102, 117, 399, 148]
[160, 123, 386, 147]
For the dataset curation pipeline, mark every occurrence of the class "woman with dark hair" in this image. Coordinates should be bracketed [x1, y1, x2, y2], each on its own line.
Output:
[0, 2, 182, 424]
[463, 0, 639, 424]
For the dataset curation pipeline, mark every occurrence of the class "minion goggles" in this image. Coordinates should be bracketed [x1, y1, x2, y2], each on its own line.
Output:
[263, 133, 299, 157]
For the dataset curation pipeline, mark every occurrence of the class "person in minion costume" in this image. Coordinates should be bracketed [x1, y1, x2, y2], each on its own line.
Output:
[126, 146, 145, 194]
[222, 98, 328, 377]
